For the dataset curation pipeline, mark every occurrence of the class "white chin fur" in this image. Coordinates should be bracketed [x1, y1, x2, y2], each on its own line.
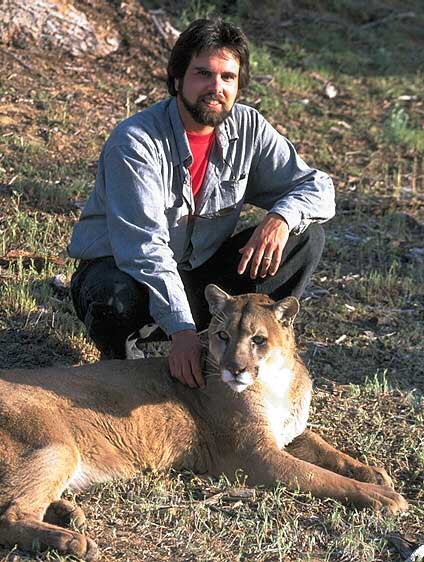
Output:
[222, 369, 253, 393]
[227, 381, 249, 393]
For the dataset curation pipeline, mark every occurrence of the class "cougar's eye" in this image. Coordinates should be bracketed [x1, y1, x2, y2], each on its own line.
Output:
[251, 335, 267, 346]
[217, 331, 229, 342]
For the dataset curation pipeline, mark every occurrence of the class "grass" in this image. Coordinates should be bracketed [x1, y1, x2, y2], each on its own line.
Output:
[249, 44, 315, 95]
[1, 199, 72, 255]
[0, 0, 423, 560]
[384, 105, 424, 152]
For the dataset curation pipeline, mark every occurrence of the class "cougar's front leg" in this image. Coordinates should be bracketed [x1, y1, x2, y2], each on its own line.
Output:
[0, 443, 98, 561]
[240, 440, 407, 514]
[286, 429, 393, 487]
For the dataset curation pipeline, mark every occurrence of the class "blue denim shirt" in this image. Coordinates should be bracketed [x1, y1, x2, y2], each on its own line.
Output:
[68, 97, 335, 335]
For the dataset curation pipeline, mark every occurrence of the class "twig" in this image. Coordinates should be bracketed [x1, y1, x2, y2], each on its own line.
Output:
[150, 13, 169, 45]
[148, 11, 180, 48]
[361, 11, 416, 30]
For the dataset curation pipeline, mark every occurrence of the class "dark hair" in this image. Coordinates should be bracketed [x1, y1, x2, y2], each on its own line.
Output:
[167, 18, 250, 96]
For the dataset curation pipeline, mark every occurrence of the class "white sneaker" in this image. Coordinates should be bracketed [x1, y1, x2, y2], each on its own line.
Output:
[125, 325, 171, 360]
[125, 333, 148, 359]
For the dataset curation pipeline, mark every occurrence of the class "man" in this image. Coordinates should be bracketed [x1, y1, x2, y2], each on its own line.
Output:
[68, 18, 335, 389]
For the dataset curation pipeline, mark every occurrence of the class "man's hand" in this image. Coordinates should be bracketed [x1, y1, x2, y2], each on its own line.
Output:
[238, 213, 289, 279]
[169, 329, 205, 388]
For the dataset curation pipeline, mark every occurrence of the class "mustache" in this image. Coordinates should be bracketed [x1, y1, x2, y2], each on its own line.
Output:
[200, 94, 226, 103]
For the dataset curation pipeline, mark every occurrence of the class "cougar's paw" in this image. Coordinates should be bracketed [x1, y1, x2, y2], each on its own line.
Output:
[352, 464, 394, 488]
[358, 482, 408, 515]
[368, 466, 394, 489]
[86, 537, 99, 561]
[64, 532, 98, 561]
[379, 487, 408, 515]
[44, 499, 87, 530]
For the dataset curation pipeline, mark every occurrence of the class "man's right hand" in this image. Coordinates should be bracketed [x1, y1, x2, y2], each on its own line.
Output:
[168, 329, 205, 388]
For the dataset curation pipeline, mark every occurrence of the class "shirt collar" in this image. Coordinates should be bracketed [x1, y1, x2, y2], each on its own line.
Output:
[168, 97, 191, 166]
[215, 106, 239, 149]
[168, 97, 240, 166]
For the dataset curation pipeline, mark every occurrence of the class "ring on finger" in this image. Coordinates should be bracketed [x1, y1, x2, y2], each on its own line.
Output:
[263, 256, 272, 262]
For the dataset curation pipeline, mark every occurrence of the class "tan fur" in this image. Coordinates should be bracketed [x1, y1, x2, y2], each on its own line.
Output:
[0, 284, 407, 560]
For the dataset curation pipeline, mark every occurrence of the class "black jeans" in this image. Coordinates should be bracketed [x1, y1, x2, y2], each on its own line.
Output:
[71, 223, 325, 358]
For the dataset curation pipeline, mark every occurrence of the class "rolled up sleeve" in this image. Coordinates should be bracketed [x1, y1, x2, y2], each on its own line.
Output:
[247, 115, 335, 234]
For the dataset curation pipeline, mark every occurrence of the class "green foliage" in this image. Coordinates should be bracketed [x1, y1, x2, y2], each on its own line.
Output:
[174, 0, 225, 27]
[384, 105, 424, 152]
[250, 44, 315, 94]
[1, 192, 73, 255]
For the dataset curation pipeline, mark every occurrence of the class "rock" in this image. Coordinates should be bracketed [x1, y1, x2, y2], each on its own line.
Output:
[0, 0, 120, 57]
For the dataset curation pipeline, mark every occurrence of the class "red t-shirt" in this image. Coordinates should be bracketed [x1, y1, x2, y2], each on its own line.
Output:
[186, 130, 215, 200]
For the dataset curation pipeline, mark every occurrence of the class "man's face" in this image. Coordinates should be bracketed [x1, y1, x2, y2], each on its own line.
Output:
[176, 48, 240, 132]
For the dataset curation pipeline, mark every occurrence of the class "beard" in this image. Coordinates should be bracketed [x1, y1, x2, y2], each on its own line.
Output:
[179, 91, 233, 127]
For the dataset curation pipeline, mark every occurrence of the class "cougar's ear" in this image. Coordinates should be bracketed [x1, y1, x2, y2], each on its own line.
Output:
[204, 284, 232, 315]
[272, 296, 300, 327]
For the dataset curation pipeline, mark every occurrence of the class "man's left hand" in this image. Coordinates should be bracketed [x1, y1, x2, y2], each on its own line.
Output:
[237, 213, 289, 279]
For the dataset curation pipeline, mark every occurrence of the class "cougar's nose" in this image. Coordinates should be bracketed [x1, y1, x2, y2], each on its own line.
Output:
[226, 362, 247, 378]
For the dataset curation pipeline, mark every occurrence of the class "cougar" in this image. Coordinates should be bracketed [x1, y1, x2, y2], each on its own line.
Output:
[0, 285, 407, 560]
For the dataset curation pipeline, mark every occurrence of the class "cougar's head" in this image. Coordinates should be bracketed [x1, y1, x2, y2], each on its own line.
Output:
[204, 284, 299, 393]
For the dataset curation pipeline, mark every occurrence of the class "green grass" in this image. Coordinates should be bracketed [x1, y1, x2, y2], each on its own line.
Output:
[384, 106, 424, 153]
[249, 44, 315, 95]
[1, 198, 73, 254]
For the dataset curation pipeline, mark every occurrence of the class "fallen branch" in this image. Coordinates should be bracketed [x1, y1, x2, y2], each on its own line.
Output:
[361, 11, 416, 30]
[149, 11, 180, 48]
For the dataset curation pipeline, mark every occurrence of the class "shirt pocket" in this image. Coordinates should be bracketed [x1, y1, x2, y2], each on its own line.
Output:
[215, 176, 248, 210]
